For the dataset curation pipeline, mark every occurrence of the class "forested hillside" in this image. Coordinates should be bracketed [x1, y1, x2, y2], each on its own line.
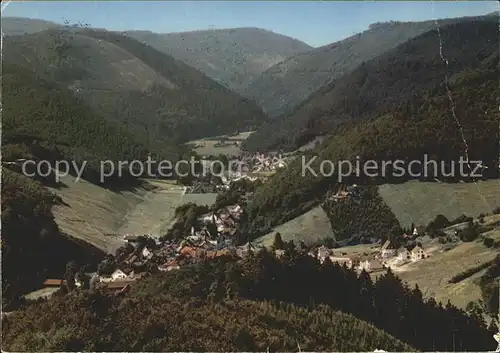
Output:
[244, 16, 498, 152]
[4, 250, 495, 351]
[243, 16, 477, 118]
[242, 63, 499, 239]
[1, 291, 413, 351]
[2, 64, 183, 187]
[1, 169, 105, 311]
[2, 18, 313, 94]
[3, 27, 268, 143]
[125, 27, 312, 93]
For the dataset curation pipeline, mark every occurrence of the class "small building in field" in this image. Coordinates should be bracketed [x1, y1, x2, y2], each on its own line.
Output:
[397, 248, 411, 262]
[411, 245, 427, 261]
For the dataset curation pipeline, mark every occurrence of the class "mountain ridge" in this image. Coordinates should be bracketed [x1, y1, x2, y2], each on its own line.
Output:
[243, 15, 498, 153]
[3, 27, 269, 144]
[243, 14, 495, 118]
[2, 17, 313, 94]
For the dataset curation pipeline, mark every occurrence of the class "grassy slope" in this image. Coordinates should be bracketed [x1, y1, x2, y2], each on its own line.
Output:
[325, 215, 500, 309]
[49, 176, 217, 254]
[244, 16, 498, 152]
[379, 180, 500, 227]
[394, 215, 500, 309]
[187, 131, 255, 157]
[254, 206, 334, 247]
[395, 240, 498, 309]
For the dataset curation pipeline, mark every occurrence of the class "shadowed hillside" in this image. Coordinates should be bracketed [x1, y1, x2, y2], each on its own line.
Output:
[1, 169, 105, 311]
[1, 290, 414, 351]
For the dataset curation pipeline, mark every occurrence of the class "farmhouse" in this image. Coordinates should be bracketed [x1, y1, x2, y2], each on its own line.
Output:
[358, 258, 385, 273]
[111, 269, 128, 280]
[397, 248, 411, 262]
[317, 245, 331, 260]
[411, 245, 427, 261]
[328, 256, 353, 268]
[380, 240, 397, 259]
[142, 247, 154, 260]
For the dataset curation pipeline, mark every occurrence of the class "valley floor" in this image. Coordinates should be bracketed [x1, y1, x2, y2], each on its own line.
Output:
[187, 131, 254, 157]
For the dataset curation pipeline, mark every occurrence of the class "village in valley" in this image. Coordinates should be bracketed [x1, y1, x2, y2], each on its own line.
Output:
[33, 148, 498, 309]
[37, 148, 441, 298]
[38, 152, 291, 295]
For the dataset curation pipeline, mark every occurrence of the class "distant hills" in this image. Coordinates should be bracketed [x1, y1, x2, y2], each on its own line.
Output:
[2, 17, 312, 94]
[242, 15, 495, 118]
[3, 27, 268, 144]
[1, 17, 61, 35]
[124, 28, 313, 93]
[243, 15, 498, 152]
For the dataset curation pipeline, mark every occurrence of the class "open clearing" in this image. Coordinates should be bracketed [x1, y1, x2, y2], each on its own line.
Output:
[254, 206, 334, 247]
[187, 131, 254, 157]
[390, 238, 498, 309]
[24, 287, 59, 301]
[50, 176, 216, 254]
[379, 180, 500, 227]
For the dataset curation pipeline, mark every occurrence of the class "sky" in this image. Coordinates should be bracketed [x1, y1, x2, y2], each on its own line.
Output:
[2, 1, 499, 47]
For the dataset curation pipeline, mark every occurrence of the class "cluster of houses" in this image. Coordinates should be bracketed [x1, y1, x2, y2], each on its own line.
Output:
[248, 152, 287, 172]
[309, 233, 429, 274]
[210, 152, 289, 175]
[185, 170, 264, 194]
[325, 184, 364, 203]
[197, 204, 244, 234]
[66, 204, 250, 292]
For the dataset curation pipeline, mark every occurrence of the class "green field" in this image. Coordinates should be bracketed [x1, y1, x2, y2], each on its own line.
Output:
[187, 131, 254, 156]
[378, 180, 500, 227]
[49, 176, 216, 254]
[254, 206, 334, 247]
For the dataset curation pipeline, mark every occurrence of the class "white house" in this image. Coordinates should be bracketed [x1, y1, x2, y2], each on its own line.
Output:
[317, 245, 330, 260]
[142, 247, 153, 260]
[381, 248, 397, 258]
[112, 269, 128, 280]
[411, 246, 427, 261]
[380, 240, 396, 259]
[397, 248, 411, 262]
[358, 259, 384, 273]
[413, 227, 419, 237]
[328, 256, 353, 268]
[99, 269, 129, 282]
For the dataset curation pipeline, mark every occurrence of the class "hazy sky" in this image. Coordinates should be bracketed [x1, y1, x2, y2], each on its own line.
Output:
[2, 1, 498, 47]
